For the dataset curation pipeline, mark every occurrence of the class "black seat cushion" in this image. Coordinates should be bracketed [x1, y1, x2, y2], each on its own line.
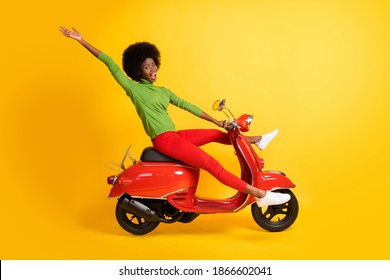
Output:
[140, 147, 183, 163]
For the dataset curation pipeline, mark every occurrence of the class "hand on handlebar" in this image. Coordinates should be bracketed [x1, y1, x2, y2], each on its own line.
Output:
[215, 120, 229, 128]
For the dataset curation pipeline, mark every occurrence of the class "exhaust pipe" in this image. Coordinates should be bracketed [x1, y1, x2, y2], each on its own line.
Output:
[118, 195, 160, 222]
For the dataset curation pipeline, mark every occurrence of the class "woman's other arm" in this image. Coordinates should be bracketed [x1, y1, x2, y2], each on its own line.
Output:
[199, 111, 225, 128]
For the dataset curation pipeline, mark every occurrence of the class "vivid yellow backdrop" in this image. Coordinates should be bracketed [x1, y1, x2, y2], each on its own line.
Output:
[1, 0, 390, 259]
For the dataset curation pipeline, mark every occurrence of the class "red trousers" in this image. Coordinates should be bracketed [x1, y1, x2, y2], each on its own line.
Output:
[152, 129, 248, 192]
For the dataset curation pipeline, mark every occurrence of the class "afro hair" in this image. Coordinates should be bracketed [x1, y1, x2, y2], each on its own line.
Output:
[122, 42, 161, 81]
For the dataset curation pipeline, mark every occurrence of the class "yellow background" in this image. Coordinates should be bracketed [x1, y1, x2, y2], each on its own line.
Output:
[1, 0, 390, 259]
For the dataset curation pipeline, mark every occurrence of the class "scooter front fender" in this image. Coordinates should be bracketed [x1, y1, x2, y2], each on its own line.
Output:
[255, 170, 295, 191]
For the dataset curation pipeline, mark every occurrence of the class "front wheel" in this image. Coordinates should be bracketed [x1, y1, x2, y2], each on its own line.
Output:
[115, 201, 160, 235]
[251, 189, 299, 232]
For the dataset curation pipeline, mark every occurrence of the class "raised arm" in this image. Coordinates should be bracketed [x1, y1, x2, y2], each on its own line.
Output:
[59, 26, 101, 57]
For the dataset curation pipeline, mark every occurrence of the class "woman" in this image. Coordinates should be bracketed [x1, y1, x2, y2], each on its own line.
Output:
[59, 26, 290, 207]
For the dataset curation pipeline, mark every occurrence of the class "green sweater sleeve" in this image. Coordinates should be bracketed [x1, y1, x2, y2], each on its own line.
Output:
[167, 89, 203, 117]
[97, 52, 137, 97]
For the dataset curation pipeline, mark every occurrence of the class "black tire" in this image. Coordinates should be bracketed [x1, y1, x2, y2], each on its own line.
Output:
[251, 189, 299, 232]
[115, 201, 160, 235]
[179, 212, 200, 223]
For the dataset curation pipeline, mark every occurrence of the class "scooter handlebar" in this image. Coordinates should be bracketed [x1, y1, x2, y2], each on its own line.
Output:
[224, 120, 238, 131]
[213, 99, 253, 132]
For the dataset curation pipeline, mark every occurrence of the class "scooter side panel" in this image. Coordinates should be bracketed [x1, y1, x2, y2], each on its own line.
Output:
[255, 170, 295, 190]
[166, 192, 252, 213]
[108, 162, 200, 198]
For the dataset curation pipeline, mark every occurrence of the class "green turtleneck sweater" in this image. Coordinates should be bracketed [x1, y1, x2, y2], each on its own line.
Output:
[98, 52, 202, 140]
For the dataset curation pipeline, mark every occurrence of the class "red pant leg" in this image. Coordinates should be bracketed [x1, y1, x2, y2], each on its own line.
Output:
[176, 129, 231, 146]
[152, 131, 247, 192]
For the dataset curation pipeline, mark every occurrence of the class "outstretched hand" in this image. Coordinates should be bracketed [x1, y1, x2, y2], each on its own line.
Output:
[59, 26, 82, 41]
[59, 26, 101, 57]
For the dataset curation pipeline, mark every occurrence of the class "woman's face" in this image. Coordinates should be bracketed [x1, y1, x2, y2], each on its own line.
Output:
[140, 58, 158, 83]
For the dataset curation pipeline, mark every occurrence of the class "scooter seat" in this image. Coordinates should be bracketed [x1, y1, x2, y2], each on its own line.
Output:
[140, 147, 184, 163]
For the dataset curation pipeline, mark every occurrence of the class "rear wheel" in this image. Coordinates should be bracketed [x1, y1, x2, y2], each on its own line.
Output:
[251, 189, 299, 232]
[115, 201, 160, 235]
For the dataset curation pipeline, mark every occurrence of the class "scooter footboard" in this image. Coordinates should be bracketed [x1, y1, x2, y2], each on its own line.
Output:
[255, 170, 295, 191]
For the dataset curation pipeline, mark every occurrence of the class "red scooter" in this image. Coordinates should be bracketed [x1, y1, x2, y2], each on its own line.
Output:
[106, 99, 299, 235]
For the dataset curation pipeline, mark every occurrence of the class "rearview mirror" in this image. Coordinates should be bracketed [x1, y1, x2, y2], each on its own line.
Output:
[212, 99, 226, 111]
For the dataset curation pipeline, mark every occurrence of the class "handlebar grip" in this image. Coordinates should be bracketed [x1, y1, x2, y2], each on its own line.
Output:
[225, 123, 235, 131]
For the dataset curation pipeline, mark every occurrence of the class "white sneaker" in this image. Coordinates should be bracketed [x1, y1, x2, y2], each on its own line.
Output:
[256, 191, 291, 207]
[256, 129, 279, 150]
